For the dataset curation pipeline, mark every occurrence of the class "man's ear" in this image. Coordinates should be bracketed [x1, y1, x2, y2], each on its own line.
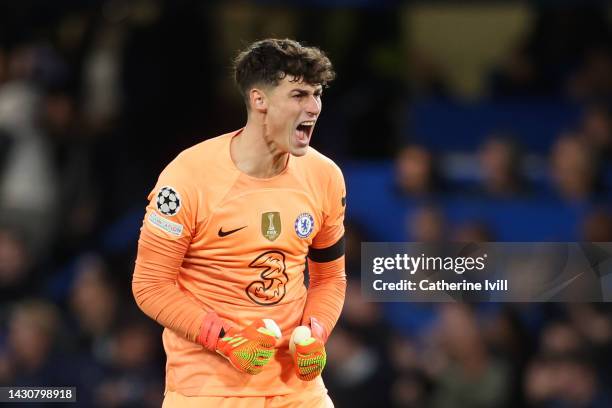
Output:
[249, 88, 268, 113]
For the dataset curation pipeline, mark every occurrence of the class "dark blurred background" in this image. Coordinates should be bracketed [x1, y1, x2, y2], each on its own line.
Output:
[1, 1, 611, 407]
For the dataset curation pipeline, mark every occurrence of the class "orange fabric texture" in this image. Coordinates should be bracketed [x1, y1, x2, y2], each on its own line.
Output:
[132, 130, 346, 396]
[301, 257, 346, 343]
[133, 229, 206, 343]
[162, 389, 334, 408]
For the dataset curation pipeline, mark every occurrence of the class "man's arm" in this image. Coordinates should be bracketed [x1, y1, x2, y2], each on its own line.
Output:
[132, 176, 229, 348]
[133, 226, 224, 345]
[301, 161, 347, 338]
[132, 178, 280, 375]
[290, 161, 346, 381]
[301, 246, 346, 341]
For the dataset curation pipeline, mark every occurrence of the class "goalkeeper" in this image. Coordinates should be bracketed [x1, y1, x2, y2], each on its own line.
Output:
[132, 38, 346, 407]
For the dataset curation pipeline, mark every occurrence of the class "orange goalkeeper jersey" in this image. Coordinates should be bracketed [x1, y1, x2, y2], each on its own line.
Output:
[134, 130, 345, 396]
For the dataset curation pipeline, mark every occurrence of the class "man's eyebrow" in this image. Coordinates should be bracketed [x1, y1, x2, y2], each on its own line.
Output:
[290, 87, 323, 94]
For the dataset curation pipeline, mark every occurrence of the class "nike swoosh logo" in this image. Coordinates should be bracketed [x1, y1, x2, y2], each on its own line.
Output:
[218, 226, 247, 237]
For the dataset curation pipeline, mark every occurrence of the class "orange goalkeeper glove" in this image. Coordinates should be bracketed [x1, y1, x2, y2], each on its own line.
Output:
[290, 317, 327, 381]
[216, 318, 281, 375]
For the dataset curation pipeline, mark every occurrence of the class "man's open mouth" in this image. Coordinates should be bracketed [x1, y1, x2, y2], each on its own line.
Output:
[296, 120, 315, 144]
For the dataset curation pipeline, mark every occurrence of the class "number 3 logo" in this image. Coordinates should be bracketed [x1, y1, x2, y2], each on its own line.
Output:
[245, 251, 288, 305]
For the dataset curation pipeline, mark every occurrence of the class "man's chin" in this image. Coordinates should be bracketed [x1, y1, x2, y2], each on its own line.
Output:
[290, 145, 309, 157]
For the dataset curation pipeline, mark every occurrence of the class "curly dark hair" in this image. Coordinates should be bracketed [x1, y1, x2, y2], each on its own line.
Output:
[233, 38, 335, 103]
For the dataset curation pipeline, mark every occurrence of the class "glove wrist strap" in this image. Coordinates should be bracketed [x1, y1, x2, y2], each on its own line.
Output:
[197, 312, 232, 351]
[307, 316, 328, 343]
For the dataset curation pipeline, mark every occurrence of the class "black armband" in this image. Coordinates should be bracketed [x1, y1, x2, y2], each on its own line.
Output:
[308, 235, 345, 263]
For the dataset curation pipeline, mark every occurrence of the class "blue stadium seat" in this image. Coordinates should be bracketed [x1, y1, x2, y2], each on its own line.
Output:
[406, 99, 583, 153]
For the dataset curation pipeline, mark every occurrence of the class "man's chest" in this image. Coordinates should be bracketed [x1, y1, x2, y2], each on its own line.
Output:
[194, 187, 322, 252]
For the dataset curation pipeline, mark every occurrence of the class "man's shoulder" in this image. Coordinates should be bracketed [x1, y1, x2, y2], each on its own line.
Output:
[162, 132, 233, 174]
[176, 132, 233, 163]
[298, 146, 343, 179]
[157, 133, 233, 183]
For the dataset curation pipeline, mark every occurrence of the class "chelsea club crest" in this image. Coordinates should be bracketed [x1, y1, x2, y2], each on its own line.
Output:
[294, 213, 314, 238]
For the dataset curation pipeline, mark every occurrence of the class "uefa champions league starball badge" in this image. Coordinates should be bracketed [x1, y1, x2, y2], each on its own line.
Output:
[294, 213, 314, 238]
[156, 186, 181, 216]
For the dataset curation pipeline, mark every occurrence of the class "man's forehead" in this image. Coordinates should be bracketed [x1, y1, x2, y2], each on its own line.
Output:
[279, 75, 322, 91]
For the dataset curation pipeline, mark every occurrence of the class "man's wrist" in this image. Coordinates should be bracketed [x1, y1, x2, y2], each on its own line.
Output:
[197, 311, 231, 351]
[303, 316, 328, 343]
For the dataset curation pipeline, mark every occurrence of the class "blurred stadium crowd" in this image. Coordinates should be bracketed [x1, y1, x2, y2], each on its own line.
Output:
[0, 1, 611, 407]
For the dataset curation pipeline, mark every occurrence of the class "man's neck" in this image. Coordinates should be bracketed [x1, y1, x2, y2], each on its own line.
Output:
[231, 122, 289, 178]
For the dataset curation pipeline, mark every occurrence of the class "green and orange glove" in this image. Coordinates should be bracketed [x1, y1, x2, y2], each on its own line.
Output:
[215, 318, 282, 375]
[290, 317, 327, 381]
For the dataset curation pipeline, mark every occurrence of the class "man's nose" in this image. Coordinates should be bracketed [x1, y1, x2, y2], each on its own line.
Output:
[305, 95, 321, 116]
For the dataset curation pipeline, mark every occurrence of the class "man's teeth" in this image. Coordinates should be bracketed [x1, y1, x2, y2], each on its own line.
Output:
[300, 121, 315, 126]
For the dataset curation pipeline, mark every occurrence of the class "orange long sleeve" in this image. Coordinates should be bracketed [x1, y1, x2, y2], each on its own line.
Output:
[301, 255, 346, 342]
[132, 227, 207, 343]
